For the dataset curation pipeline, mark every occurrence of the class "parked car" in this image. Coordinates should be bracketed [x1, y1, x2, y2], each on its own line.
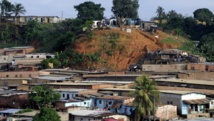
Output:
[129, 64, 142, 72]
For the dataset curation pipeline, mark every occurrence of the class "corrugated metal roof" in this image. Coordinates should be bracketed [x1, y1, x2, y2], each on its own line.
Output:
[183, 98, 210, 104]
[96, 96, 133, 100]
[0, 109, 21, 114]
[69, 110, 114, 117]
[111, 102, 122, 109]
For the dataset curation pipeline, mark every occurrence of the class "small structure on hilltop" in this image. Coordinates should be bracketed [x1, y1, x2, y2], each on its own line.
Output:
[142, 49, 205, 64]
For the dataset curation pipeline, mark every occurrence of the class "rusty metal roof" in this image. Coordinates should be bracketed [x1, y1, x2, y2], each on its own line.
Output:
[111, 102, 122, 109]
[96, 96, 133, 100]
[183, 98, 210, 104]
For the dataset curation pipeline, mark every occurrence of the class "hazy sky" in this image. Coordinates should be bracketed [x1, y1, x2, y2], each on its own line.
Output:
[9, 0, 214, 20]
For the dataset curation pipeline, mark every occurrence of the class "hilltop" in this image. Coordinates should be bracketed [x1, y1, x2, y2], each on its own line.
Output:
[70, 28, 185, 70]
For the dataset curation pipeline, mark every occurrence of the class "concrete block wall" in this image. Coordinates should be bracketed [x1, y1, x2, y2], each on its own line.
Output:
[0, 71, 39, 78]
[142, 64, 187, 72]
[187, 63, 206, 71]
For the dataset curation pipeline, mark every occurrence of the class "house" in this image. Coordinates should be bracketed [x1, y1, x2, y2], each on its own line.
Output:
[102, 18, 118, 27]
[25, 53, 55, 59]
[142, 64, 186, 72]
[8, 110, 69, 121]
[98, 88, 134, 96]
[31, 75, 73, 83]
[0, 46, 35, 55]
[178, 71, 214, 81]
[160, 90, 214, 118]
[155, 78, 214, 90]
[55, 89, 86, 100]
[56, 99, 94, 111]
[7, 110, 38, 121]
[47, 83, 114, 90]
[0, 90, 29, 108]
[0, 78, 30, 86]
[141, 21, 157, 31]
[94, 96, 135, 115]
[13, 16, 64, 25]
[0, 109, 21, 117]
[0, 71, 39, 78]
[69, 110, 129, 121]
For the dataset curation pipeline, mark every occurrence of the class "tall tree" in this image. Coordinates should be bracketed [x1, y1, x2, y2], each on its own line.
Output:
[198, 33, 214, 62]
[0, 0, 13, 18]
[24, 20, 40, 43]
[193, 8, 213, 25]
[112, 0, 139, 18]
[131, 75, 160, 121]
[12, 3, 26, 17]
[167, 10, 178, 19]
[33, 108, 60, 121]
[29, 85, 60, 109]
[74, 1, 105, 22]
[156, 6, 165, 25]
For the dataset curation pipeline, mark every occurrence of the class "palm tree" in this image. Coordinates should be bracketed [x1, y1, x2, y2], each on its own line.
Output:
[12, 3, 26, 23]
[156, 6, 165, 25]
[167, 10, 177, 19]
[0, 0, 14, 21]
[131, 75, 160, 121]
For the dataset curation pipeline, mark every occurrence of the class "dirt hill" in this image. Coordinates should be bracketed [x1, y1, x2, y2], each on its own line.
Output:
[72, 28, 185, 71]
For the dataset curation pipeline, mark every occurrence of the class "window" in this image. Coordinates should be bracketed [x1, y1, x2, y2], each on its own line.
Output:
[37, 56, 39, 58]
[191, 66, 195, 70]
[31, 56, 33, 58]
[6, 75, 9, 78]
[15, 75, 18, 77]
[167, 101, 173, 104]
[62, 94, 65, 98]
[211, 101, 214, 105]
[99, 100, 102, 104]
[20, 75, 22, 77]
[108, 101, 112, 105]
[67, 94, 70, 99]
[84, 102, 86, 105]
[29, 74, 31, 77]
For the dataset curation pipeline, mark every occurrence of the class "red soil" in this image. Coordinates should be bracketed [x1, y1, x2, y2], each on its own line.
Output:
[71, 28, 182, 70]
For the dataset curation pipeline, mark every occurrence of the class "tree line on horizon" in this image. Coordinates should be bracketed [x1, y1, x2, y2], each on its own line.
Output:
[0, 0, 214, 62]
[1, 0, 214, 120]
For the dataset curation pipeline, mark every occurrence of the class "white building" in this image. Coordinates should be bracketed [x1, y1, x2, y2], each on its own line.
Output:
[160, 90, 214, 118]
[55, 89, 86, 100]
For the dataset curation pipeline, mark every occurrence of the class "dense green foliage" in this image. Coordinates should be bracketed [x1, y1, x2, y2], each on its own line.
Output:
[112, 0, 139, 18]
[0, 0, 26, 19]
[29, 85, 60, 109]
[74, 1, 105, 22]
[193, 8, 213, 24]
[131, 75, 159, 120]
[155, 6, 214, 61]
[33, 108, 60, 121]
[156, 6, 166, 25]
[198, 33, 214, 61]
[41, 52, 69, 69]
[16, 108, 33, 114]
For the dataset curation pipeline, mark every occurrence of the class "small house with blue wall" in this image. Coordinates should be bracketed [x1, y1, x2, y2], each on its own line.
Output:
[94, 96, 135, 116]
[55, 89, 86, 100]
[160, 90, 214, 118]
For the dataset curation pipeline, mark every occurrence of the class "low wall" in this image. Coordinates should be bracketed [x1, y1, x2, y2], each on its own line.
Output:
[142, 64, 187, 72]
[178, 72, 214, 81]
